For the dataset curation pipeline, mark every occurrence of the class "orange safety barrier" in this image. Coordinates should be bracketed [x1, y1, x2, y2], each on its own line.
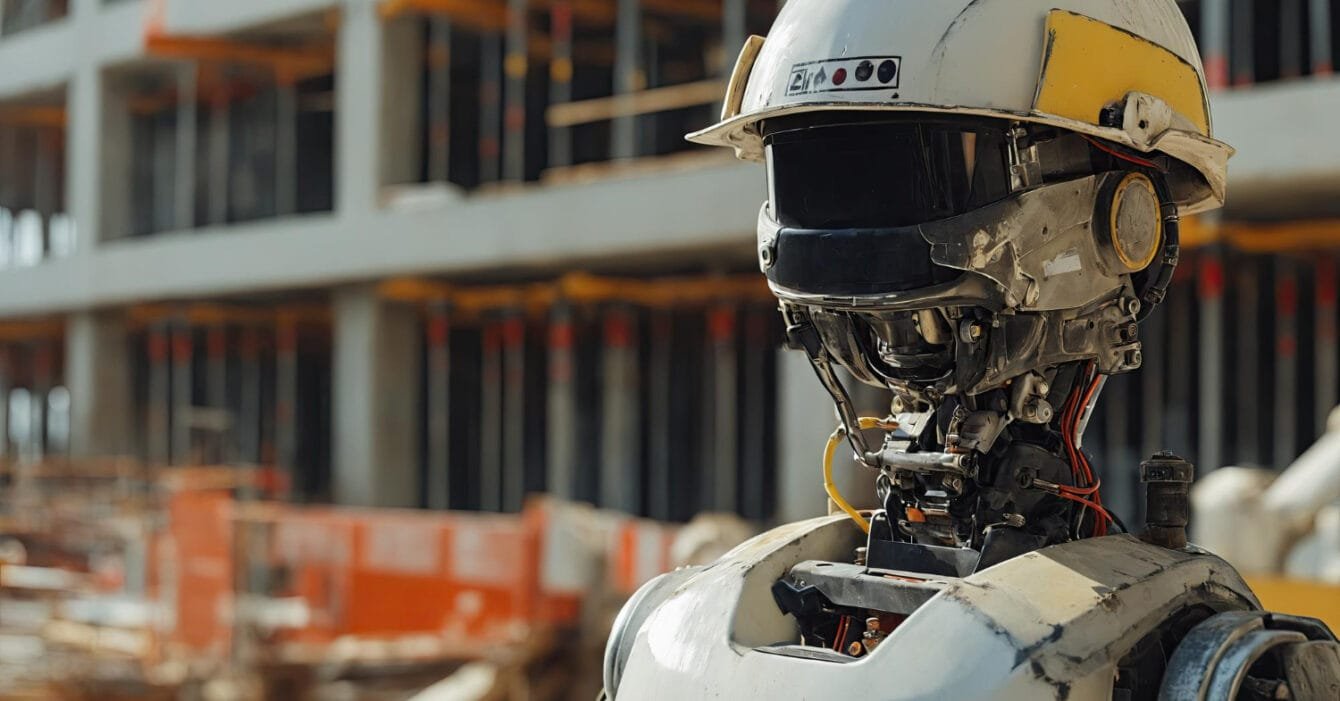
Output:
[161, 489, 677, 660]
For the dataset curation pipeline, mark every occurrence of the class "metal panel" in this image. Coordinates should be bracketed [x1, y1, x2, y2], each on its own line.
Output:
[600, 306, 641, 513]
[1274, 257, 1300, 468]
[427, 303, 452, 510]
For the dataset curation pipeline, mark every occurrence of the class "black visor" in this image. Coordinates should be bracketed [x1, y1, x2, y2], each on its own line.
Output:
[764, 118, 1012, 230]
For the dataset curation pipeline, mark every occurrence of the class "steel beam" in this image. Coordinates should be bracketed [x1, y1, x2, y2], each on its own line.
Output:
[207, 88, 230, 226]
[238, 327, 262, 465]
[1231, 0, 1255, 87]
[1282, 0, 1303, 79]
[646, 309, 672, 520]
[275, 81, 298, 216]
[275, 316, 298, 484]
[740, 308, 769, 520]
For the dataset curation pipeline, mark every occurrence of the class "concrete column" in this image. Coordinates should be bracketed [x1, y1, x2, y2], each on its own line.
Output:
[776, 350, 839, 523]
[66, 0, 104, 249]
[332, 285, 422, 508]
[336, 0, 384, 217]
[65, 311, 132, 458]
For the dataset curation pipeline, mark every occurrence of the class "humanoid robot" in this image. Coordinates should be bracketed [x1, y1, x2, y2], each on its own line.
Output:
[603, 1, 1340, 698]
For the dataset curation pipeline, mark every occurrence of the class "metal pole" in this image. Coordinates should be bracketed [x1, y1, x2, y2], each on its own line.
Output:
[171, 319, 193, 465]
[722, 0, 747, 73]
[479, 321, 503, 511]
[647, 309, 673, 520]
[175, 63, 198, 231]
[1166, 283, 1194, 459]
[208, 82, 230, 226]
[1140, 300, 1167, 460]
[147, 322, 171, 464]
[30, 341, 51, 463]
[548, 0, 574, 170]
[427, 302, 452, 510]
[1198, 251, 1225, 473]
[1315, 257, 1338, 436]
[1235, 258, 1262, 465]
[239, 327, 262, 465]
[611, 0, 642, 160]
[740, 309, 769, 520]
[479, 35, 503, 185]
[1274, 258, 1300, 468]
[428, 18, 452, 183]
[502, 313, 527, 512]
[0, 347, 9, 463]
[503, 0, 528, 183]
[206, 324, 228, 463]
[708, 305, 739, 513]
[275, 79, 298, 216]
[600, 306, 641, 513]
[275, 316, 298, 492]
[1282, 0, 1303, 79]
[1311, 0, 1334, 76]
[1231, 0, 1255, 87]
[1203, 0, 1231, 89]
[546, 303, 578, 500]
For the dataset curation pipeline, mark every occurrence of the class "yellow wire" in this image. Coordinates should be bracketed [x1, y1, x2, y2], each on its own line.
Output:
[823, 417, 896, 535]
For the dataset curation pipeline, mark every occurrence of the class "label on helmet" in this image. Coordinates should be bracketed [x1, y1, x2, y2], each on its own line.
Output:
[785, 56, 901, 96]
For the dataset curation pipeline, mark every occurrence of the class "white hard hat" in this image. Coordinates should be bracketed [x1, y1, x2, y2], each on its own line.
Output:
[690, 0, 1231, 214]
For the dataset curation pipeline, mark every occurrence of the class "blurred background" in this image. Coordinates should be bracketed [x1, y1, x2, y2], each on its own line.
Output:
[0, 0, 1333, 698]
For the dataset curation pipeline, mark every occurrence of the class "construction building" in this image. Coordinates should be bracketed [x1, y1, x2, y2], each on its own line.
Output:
[0, 0, 1335, 531]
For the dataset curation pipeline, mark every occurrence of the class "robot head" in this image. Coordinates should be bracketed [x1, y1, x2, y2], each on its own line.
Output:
[690, 0, 1230, 410]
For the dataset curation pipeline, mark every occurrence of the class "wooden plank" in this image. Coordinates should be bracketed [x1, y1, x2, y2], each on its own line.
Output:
[547, 78, 724, 127]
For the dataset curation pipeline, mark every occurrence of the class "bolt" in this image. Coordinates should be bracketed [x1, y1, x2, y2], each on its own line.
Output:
[1126, 349, 1143, 368]
[943, 476, 965, 494]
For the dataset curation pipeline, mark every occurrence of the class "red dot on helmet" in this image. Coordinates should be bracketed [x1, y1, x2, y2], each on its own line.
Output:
[832, 68, 848, 85]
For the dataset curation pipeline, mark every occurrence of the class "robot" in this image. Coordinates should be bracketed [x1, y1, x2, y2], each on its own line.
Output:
[603, 1, 1340, 698]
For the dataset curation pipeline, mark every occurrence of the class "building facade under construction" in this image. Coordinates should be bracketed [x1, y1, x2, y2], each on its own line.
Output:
[0, 0, 1335, 530]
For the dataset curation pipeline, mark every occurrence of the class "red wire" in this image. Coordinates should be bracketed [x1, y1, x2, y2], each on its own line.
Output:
[1059, 362, 1113, 537]
[1083, 136, 1160, 170]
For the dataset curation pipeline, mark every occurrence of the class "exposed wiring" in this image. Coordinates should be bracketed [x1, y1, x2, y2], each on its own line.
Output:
[1082, 135, 1162, 170]
[822, 417, 898, 535]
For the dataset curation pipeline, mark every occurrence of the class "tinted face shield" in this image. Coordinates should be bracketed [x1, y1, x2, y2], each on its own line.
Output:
[760, 118, 1012, 300]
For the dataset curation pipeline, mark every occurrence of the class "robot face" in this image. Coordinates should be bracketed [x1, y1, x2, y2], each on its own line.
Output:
[759, 115, 1172, 399]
